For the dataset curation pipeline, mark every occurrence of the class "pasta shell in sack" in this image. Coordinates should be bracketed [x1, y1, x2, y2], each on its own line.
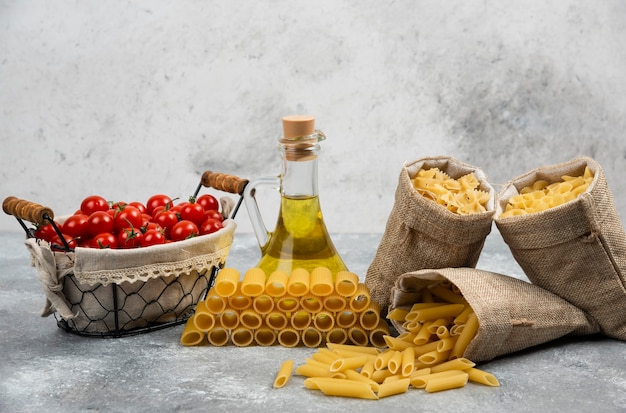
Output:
[389, 268, 599, 362]
[366, 156, 495, 317]
[495, 156, 626, 340]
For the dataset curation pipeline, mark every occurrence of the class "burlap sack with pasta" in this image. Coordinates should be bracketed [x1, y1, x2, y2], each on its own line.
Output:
[389, 268, 599, 362]
[366, 156, 496, 316]
[495, 156, 626, 341]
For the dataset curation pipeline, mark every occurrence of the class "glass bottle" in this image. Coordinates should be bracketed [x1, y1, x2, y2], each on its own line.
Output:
[243, 115, 348, 277]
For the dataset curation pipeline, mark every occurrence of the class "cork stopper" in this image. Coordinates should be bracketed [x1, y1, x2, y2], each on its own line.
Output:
[282, 115, 315, 139]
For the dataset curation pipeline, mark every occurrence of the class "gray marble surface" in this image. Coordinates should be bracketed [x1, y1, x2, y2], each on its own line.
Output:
[1, 229, 625, 413]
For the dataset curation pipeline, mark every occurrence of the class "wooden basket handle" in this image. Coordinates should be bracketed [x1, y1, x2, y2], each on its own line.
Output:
[2, 196, 55, 226]
[200, 171, 249, 195]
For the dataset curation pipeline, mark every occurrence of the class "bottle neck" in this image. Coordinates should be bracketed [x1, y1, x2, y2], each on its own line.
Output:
[278, 133, 323, 198]
[280, 155, 319, 198]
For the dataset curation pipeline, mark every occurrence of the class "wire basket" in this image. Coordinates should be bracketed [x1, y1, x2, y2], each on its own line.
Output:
[3, 171, 249, 337]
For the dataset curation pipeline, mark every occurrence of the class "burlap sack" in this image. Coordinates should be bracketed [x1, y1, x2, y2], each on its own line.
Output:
[389, 268, 599, 362]
[495, 156, 626, 340]
[366, 156, 496, 316]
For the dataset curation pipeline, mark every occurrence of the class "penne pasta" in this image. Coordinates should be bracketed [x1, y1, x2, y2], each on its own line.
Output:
[240, 309, 263, 330]
[241, 267, 265, 297]
[326, 343, 380, 356]
[273, 359, 294, 388]
[335, 310, 357, 328]
[450, 312, 479, 359]
[231, 326, 254, 347]
[313, 311, 335, 332]
[410, 370, 467, 389]
[277, 328, 300, 348]
[252, 294, 275, 315]
[430, 357, 475, 373]
[335, 271, 359, 297]
[254, 323, 277, 346]
[466, 367, 500, 387]
[180, 315, 206, 346]
[301, 327, 324, 348]
[386, 308, 409, 321]
[344, 369, 380, 392]
[349, 283, 371, 312]
[348, 326, 369, 347]
[287, 268, 310, 297]
[330, 356, 368, 372]
[359, 301, 381, 330]
[204, 288, 227, 314]
[424, 372, 469, 393]
[360, 357, 375, 378]
[326, 328, 348, 345]
[401, 347, 415, 377]
[374, 349, 396, 371]
[266, 270, 288, 297]
[409, 303, 466, 322]
[387, 349, 404, 375]
[378, 377, 410, 399]
[228, 282, 252, 311]
[214, 267, 240, 298]
[304, 377, 378, 400]
[310, 267, 334, 297]
[323, 294, 347, 313]
[300, 294, 324, 313]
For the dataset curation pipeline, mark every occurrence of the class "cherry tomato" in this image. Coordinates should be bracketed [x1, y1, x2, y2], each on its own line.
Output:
[80, 195, 109, 215]
[170, 220, 199, 242]
[50, 234, 78, 251]
[117, 227, 143, 249]
[62, 213, 90, 239]
[35, 221, 61, 242]
[146, 194, 173, 216]
[204, 209, 224, 222]
[129, 201, 148, 215]
[92, 232, 118, 249]
[180, 202, 205, 226]
[141, 228, 167, 247]
[114, 206, 143, 233]
[199, 218, 223, 235]
[196, 194, 219, 213]
[154, 210, 179, 237]
[87, 211, 115, 237]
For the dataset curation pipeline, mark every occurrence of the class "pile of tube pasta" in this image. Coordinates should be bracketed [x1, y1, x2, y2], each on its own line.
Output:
[180, 267, 389, 348]
[272, 280, 500, 399]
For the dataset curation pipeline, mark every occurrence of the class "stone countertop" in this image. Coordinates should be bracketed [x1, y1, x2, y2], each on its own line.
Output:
[0, 230, 625, 413]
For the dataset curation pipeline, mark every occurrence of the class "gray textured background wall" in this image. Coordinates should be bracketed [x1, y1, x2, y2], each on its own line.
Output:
[2, 0, 625, 234]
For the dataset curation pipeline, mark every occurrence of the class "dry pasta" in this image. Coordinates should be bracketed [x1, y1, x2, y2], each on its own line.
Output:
[273, 359, 294, 388]
[310, 266, 334, 296]
[412, 167, 490, 215]
[241, 267, 265, 297]
[499, 167, 594, 218]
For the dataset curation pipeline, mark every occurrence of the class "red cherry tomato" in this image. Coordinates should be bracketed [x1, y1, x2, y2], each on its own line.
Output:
[80, 195, 109, 215]
[146, 194, 173, 216]
[141, 228, 167, 247]
[153, 210, 179, 237]
[170, 220, 199, 242]
[87, 211, 115, 237]
[62, 213, 90, 239]
[114, 206, 143, 233]
[204, 209, 224, 222]
[117, 227, 143, 249]
[180, 202, 205, 226]
[35, 221, 61, 242]
[50, 234, 78, 251]
[199, 218, 223, 235]
[92, 232, 118, 249]
[196, 194, 219, 213]
[129, 201, 148, 215]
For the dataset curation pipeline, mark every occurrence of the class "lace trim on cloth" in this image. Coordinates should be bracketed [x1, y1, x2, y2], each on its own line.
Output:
[74, 246, 231, 286]
[72, 219, 236, 286]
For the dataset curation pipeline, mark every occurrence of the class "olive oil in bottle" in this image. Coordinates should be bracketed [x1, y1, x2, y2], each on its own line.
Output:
[243, 115, 348, 276]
